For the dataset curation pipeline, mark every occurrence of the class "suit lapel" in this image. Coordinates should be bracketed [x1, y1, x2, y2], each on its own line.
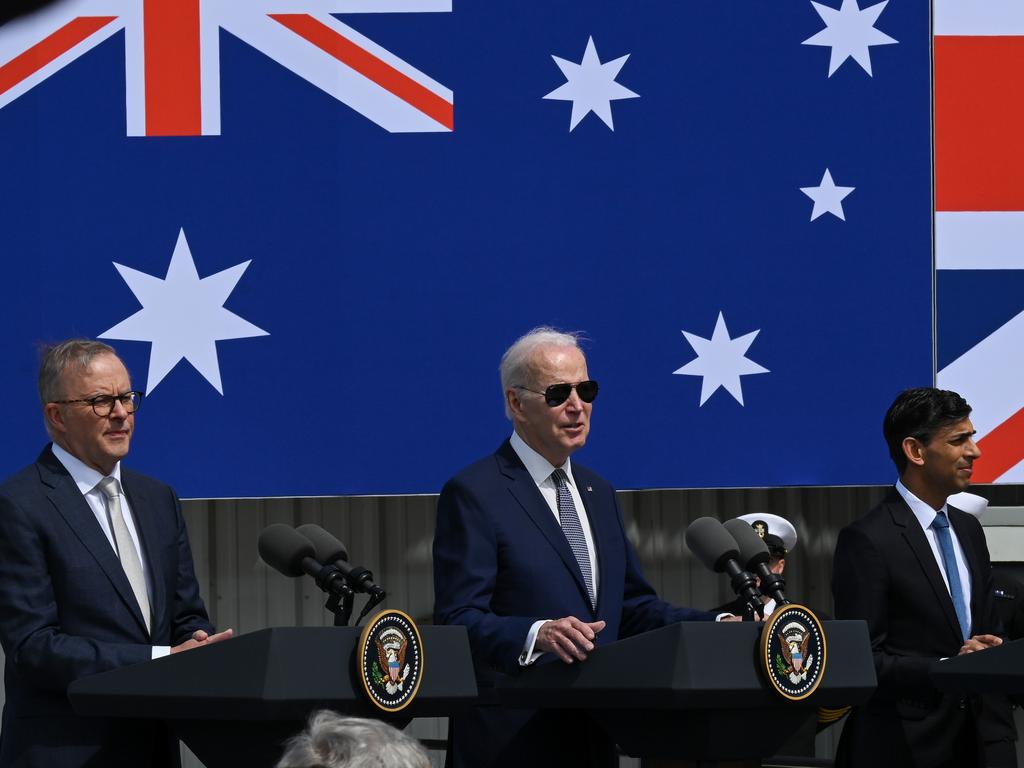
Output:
[574, 467, 611, 614]
[38, 449, 152, 637]
[886, 491, 964, 643]
[496, 442, 594, 610]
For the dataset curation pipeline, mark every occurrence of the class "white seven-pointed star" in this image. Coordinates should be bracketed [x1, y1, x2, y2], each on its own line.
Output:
[100, 229, 268, 395]
[800, 168, 855, 221]
[673, 313, 769, 406]
[543, 36, 639, 131]
[802, 0, 898, 77]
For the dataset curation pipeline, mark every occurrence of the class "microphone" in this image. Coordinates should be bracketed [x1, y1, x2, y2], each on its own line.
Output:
[258, 524, 348, 598]
[685, 517, 764, 617]
[295, 524, 386, 601]
[723, 518, 788, 606]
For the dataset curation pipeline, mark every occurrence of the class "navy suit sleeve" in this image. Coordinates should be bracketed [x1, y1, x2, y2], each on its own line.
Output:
[0, 493, 151, 693]
[165, 487, 213, 645]
[433, 478, 536, 675]
[615, 494, 716, 635]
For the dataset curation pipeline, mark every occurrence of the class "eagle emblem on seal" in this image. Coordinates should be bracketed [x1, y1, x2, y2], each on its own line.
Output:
[776, 622, 814, 684]
[374, 627, 411, 695]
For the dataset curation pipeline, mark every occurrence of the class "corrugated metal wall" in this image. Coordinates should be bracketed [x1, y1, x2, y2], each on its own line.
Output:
[3, 484, 1022, 767]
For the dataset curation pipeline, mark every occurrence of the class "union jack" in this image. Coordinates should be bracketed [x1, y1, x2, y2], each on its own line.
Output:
[935, 1, 1024, 482]
[0, 0, 454, 136]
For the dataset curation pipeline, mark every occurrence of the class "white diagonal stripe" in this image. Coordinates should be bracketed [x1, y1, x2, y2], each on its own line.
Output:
[937, 309, 1024, 439]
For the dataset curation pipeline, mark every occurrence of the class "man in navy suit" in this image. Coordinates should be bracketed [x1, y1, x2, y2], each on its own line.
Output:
[433, 327, 720, 767]
[0, 339, 232, 768]
[832, 388, 1017, 768]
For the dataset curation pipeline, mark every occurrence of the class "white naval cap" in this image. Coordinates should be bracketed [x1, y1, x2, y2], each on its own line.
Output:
[735, 512, 797, 555]
[947, 492, 988, 518]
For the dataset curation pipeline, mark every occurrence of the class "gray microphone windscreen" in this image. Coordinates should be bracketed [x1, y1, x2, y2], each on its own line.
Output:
[724, 518, 770, 569]
[685, 517, 739, 573]
[295, 524, 350, 564]
[258, 524, 315, 577]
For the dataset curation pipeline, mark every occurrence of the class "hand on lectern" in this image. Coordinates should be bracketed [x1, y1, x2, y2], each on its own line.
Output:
[958, 634, 1002, 655]
[536, 617, 606, 664]
[171, 627, 235, 654]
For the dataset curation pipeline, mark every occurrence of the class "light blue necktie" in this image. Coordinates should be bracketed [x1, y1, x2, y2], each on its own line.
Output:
[932, 510, 969, 642]
[552, 469, 595, 608]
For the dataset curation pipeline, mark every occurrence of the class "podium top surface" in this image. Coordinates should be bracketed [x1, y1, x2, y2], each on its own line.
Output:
[68, 625, 477, 721]
[496, 619, 877, 709]
[932, 637, 1024, 695]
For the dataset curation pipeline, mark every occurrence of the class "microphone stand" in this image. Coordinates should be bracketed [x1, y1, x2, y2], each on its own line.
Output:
[314, 563, 356, 626]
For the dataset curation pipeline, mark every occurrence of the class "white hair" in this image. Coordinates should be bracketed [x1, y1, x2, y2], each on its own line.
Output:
[499, 326, 584, 419]
[275, 711, 430, 768]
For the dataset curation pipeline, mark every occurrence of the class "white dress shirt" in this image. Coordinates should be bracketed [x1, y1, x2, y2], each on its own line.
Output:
[509, 432, 599, 666]
[895, 479, 973, 635]
[51, 443, 170, 658]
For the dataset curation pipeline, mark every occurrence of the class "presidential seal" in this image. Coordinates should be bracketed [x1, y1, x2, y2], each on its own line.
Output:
[759, 603, 827, 701]
[357, 609, 424, 713]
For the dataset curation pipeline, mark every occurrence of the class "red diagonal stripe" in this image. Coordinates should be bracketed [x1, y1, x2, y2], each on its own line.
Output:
[144, 0, 201, 136]
[935, 36, 1024, 211]
[0, 16, 117, 99]
[974, 406, 1024, 482]
[270, 13, 453, 131]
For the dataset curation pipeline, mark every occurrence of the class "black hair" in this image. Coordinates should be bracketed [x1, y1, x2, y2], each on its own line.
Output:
[883, 387, 971, 474]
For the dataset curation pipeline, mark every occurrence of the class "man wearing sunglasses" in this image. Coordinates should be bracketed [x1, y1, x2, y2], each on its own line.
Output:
[433, 327, 718, 768]
[0, 339, 232, 768]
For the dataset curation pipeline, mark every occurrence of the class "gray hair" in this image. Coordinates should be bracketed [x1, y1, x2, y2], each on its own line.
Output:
[499, 326, 584, 419]
[276, 711, 430, 768]
[38, 340, 121, 439]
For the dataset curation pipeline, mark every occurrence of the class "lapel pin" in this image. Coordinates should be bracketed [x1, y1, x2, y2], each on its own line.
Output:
[586, 486, 593, 492]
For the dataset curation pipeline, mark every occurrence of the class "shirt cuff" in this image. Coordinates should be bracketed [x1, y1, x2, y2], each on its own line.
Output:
[151, 645, 171, 660]
[518, 620, 550, 666]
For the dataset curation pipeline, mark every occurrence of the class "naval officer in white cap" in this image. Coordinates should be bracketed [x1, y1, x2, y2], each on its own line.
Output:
[711, 512, 797, 619]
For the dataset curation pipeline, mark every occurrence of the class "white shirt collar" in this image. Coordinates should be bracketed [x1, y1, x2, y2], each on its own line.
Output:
[51, 442, 123, 495]
[509, 431, 574, 488]
[895, 478, 946, 530]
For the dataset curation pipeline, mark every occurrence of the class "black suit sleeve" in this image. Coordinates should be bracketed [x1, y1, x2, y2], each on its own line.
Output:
[832, 524, 934, 695]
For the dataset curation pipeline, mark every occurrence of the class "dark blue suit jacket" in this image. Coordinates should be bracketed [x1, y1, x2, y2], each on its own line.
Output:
[433, 440, 714, 766]
[0, 446, 212, 768]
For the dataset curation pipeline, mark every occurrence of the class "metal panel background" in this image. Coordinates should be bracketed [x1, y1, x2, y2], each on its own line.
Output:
[2, 484, 1022, 766]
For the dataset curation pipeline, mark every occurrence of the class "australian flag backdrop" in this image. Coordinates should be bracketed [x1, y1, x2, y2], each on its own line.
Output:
[0, 0, 940, 498]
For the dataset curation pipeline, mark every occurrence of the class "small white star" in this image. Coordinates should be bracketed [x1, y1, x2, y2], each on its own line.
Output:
[802, 0, 898, 77]
[673, 313, 769, 406]
[100, 228, 269, 395]
[543, 36, 640, 131]
[800, 168, 855, 221]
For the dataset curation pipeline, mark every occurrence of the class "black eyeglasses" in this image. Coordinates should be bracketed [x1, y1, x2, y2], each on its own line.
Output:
[52, 391, 143, 417]
[515, 380, 599, 407]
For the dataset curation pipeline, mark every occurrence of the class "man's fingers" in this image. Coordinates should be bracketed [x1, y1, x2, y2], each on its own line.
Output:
[971, 634, 1002, 647]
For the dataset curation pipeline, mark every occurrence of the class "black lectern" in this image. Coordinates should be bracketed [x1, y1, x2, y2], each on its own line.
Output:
[68, 626, 477, 767]
[495, 620, 876, 763]
[932, 637, 1024, 695]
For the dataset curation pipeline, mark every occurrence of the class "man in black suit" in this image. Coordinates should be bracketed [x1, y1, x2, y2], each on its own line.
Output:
[832, 387, 1017, 768]
[0, 339, 232, 768]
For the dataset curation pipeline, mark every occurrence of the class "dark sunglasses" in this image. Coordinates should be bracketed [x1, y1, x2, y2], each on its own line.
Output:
[515, 380, 599, 407]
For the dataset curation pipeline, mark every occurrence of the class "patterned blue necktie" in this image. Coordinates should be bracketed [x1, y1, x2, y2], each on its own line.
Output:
[552, 469, 595, 608]
[933, 510, 970, 642]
